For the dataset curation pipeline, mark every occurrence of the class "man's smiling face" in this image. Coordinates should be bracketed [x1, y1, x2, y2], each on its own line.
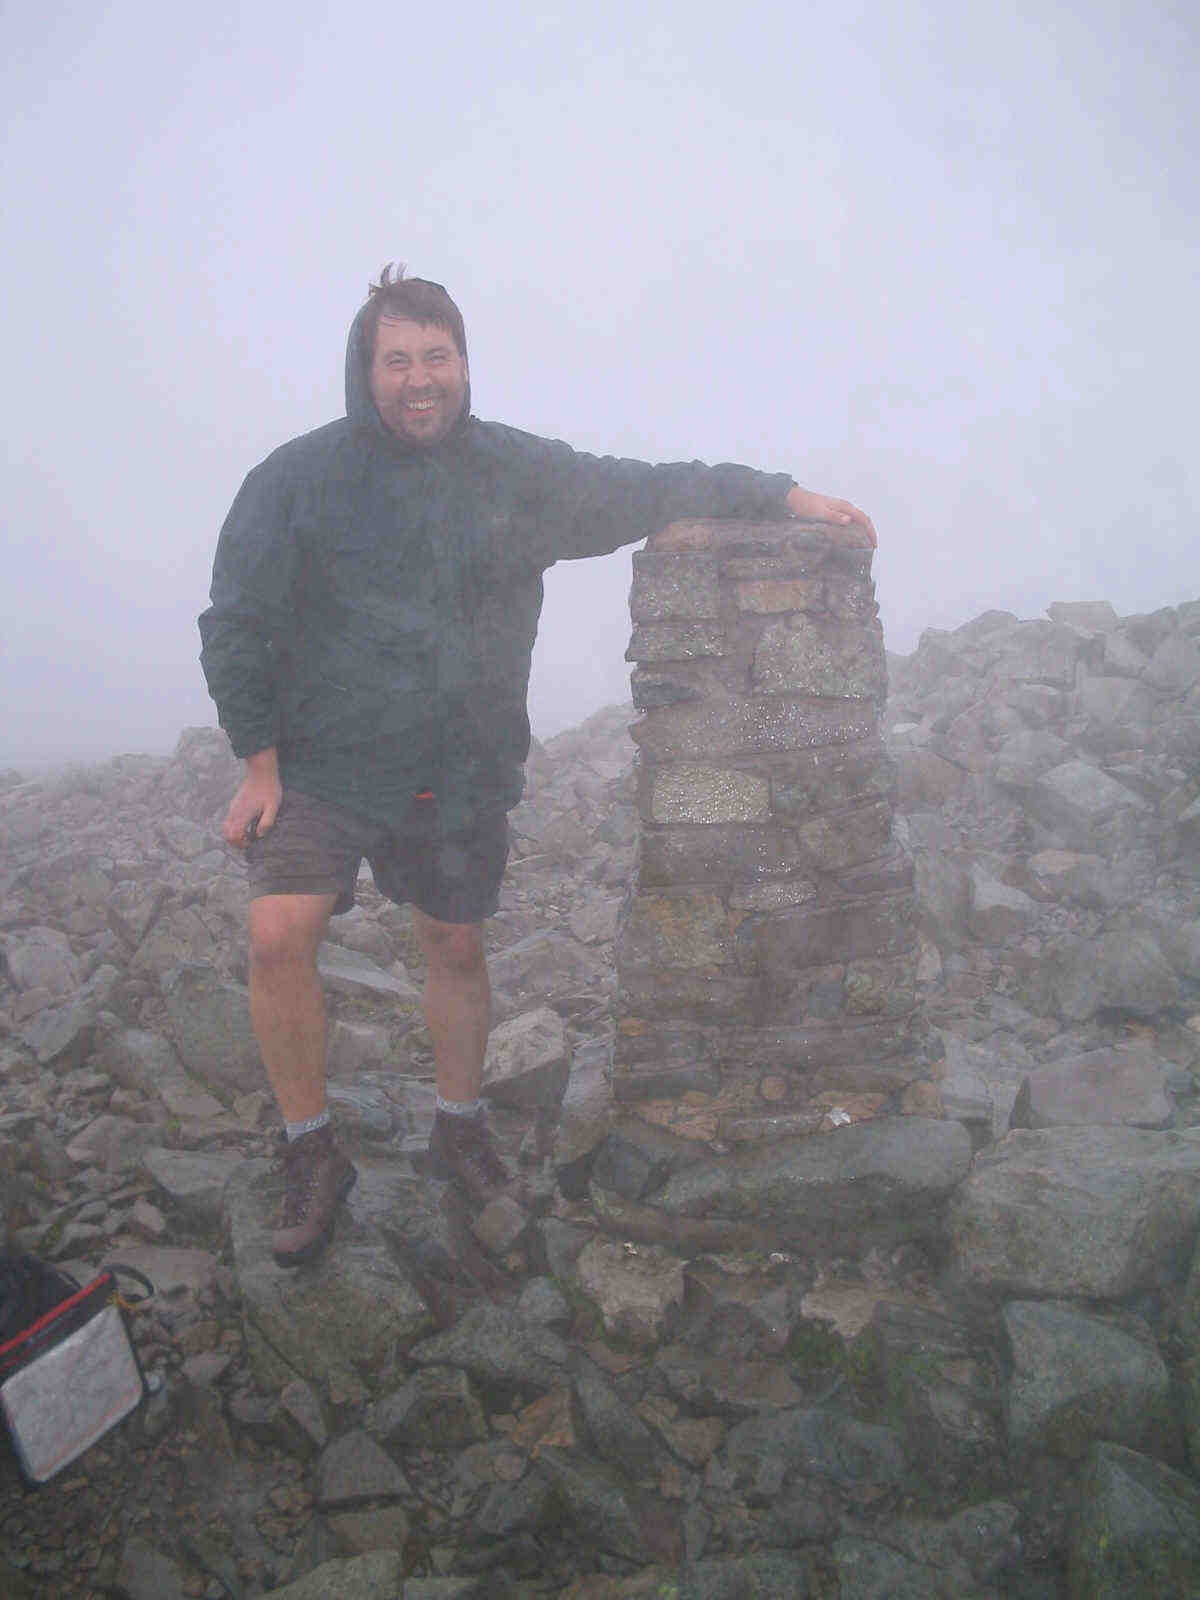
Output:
[368, 315, 469, 446]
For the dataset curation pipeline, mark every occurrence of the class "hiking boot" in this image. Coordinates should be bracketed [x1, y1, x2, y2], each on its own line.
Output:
[271, 1124, 357, 1267]
[426, 1109, 512, 1205]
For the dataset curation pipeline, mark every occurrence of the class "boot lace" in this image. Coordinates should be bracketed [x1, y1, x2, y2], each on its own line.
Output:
[277, 1136, 323, 1226]
[453, 1118, 509, 1192]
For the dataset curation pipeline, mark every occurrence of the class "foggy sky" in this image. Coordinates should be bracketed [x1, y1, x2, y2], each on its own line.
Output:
[3, 0, 1197, 766]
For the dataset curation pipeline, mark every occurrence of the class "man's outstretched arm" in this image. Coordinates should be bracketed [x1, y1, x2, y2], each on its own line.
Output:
[489, 427, 877, 563]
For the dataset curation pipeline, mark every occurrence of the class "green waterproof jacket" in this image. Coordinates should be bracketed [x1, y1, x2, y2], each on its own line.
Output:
[199, 307, 796, 830]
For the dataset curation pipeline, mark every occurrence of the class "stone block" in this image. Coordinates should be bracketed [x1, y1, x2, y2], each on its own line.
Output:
[325, 1507, 411, 1558]
[472, 1194, 530, 1255]
[723, 1016, 926, 1072]
[534, 1448, 647, 1561]
[914, 852, 972, 948]
[327, 1019, 394, 1081]
[648, 764, 769, 823]
[567, 893, 623, 945]
[631, 695, 878, 760]
[1078, 674, 1157, 731]
[615, 890, 731, 969]
[822, 577, 882, 624]
[629, 667, 702, 709]
[625, 620, 727, 661]
[1003, 1300, 1177, 1461]
[967, 865, 1037, 943]
[114, 1538, 187, 1600]
[1068, 1443, 1200, 1599]
[838, 847, 915, 897]
[1009, 1048, 1173, 1130]
[894, 748, 967, 810]
[142, 1147, 242, 1227]
[1047, 600, 1120, 632]
[844, 954, 918, 1017]
[1028, 759, 1149, 846]
[19, 998, 96, 1069]
[762, 960, 846, 1020]
[629, 552, 719, 620]
[759, 897, 916, 975]
[161, 963, 261, 1098]
[651, 518, 838, 559]
[610, 1060, 723, 1102]
[575, 1236, 685, 1348]
[771, 743, 895, 815]
[989, 619, 1083, 688]
[637, 823, 805, 886]
[728, 878, 816, 911]
[129, 905, 215, 976]
[66, 1113, 159, 1173]
[1104, 631, 1151, 674]
[654, 1116, 971, 1254]
[1, 926, 80, 996]
[950, 1126, 1200, 1299]
[487, 928, 607, 1012]
[611, 1019, 711, 1068]
[616, 968, 758, 1023]
[591, 1129, 669, 1199]
[794, 801, 894, 871]
[1145, 632, 1200, 692]
[992, 732, 1075, 793]
[409, 1302, 569, 1391]
[753, 616, 886, 699]
[734, 576, 823, 613]
[1045, 930, 1180, 1022]
[317, 943, 419, 1001]
[1007, 681, 1066, 723]
[552, 1040, 614, 1175]
[483, 1006, 570, 1109]
[720, 552, 824, 580]
[809, 1056, 930, 1100]
[1027, 848, 1116, 909]
[315, 1430, 408, 1509]
[572, 1357, 660, 1474]
[369, 1367, 487, 1451]
[727, 1409, 907, 1488]
[248, 1551, 406, 1600]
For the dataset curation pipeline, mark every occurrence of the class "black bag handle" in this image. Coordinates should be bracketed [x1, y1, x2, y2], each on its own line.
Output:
[103, 1265, 156, 1305]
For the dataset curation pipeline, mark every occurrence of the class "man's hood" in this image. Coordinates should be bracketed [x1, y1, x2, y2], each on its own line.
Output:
[344, 301, 472, 448]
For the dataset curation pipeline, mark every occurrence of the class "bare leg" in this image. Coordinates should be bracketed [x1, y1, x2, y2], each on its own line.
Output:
[411, 910, 490, 1101]
[248, 893, 337, 1122]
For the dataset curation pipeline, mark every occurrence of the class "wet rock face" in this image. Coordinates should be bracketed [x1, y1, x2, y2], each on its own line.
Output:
[616, 520, 935, 1138]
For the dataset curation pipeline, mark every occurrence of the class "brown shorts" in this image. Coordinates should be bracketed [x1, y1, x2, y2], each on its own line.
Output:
[245, 789, 509, 923]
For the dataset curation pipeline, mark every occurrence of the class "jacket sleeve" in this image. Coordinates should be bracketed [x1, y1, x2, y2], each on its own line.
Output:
[514, 432, 797, 566]
[198, 458, 299, 759]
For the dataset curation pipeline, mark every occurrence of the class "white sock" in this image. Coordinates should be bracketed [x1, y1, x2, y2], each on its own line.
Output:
[436, 1096, 483, 1119]
[286, 1110, 331, 1142]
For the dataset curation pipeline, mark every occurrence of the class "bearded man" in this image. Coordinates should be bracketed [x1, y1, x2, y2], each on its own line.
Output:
[199, 268, 875, 1266]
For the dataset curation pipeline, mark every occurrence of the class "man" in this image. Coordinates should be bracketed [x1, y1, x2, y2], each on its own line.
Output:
[199, 268, 875, 1268]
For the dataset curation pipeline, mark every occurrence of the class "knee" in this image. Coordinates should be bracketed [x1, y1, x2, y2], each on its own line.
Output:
[421, 922, 487, 982]
[249, 900, 325, 971]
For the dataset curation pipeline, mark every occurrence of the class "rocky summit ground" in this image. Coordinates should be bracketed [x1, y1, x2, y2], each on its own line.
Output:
[0, 596, 1199, 1597]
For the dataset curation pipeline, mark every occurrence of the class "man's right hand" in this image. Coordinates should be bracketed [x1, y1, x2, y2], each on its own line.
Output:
[223, 748, 283, 851]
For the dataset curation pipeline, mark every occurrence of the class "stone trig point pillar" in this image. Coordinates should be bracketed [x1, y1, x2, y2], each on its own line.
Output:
[611, 520, 954, 1244]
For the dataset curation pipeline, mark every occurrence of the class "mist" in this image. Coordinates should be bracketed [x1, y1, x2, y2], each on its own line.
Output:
[3, 0, 1196, 766]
